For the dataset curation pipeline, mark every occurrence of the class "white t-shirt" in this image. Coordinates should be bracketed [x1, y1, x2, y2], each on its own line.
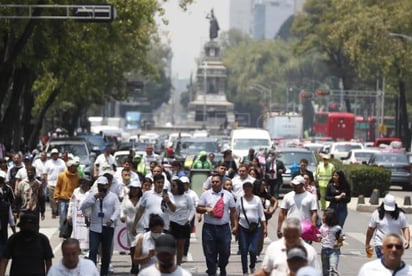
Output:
[139, 190, 175, 230]
[236, 195, 265, 229]
[231, 175, 256, 199]
[261, 238, 320, 276]
[369, 209, 409, 246]
[138, 264, 192, 276]
[15, 167, 27, 181]
[169, 194, 195, 226]
[94, 153, 115, 176]
[47, 257, 99, 276]
[358, 258, 412, 276]
[185, 189, 199, 207]
[280, 191, 318, 221]
[32, 159, 47, 177]
[45, 159, 66, 187]
[319, 224, 342, 249]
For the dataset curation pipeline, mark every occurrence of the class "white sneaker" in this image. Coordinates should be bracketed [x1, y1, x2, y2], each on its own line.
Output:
[182, 256, 188, 262]
[109, 264, 114, 272]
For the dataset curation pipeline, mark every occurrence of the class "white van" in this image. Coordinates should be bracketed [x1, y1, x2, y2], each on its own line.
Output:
[230, 128, 272, 161]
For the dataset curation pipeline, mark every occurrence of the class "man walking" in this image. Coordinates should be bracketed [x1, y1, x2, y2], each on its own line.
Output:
[358, 233, 412, 275]
[277, 175, 318, 239]
[0, 213, 54, 276]
[47, 238, 99, 275]
[196, 174, 238, 276]
[54, 160, 79, 237]
[80, 176, 120, 276]
[45, 149, 66, 218]
[265, 151, 285, 198]
[315, 154, 334, 210]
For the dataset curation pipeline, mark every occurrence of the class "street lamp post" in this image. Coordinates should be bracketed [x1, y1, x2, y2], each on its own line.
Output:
[249, 83, 272, 112]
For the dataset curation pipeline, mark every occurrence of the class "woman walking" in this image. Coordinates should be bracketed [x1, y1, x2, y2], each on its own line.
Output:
[169, 179, 195, 265]
[236, 181, 267, 276]
[120, 180, 143, 275]
[325, 170, 351, 227]
[252, 179, 277, 256]
[365, 194, 410, 258]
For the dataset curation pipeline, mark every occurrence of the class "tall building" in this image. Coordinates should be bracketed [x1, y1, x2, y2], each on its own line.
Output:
[230, 0, 294, 40]
[229, 0, 253, 35]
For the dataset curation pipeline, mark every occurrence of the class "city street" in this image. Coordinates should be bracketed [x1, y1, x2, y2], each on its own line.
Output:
[10, 189, 412, 276]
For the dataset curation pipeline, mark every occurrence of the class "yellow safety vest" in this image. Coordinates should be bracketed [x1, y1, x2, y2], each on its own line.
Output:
[316, 162, 335, 188]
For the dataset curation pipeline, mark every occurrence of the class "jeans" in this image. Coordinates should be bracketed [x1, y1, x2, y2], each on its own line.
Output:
[330, 205, 348, 227]
[202, 223, 231, 276]
[47, 186, 57, 215]
[267, 178, 281, 198]
[58, 200, 69, 232]
[238, 225, 261, 274]
[89, 227, 115, 276]
[375, 245, 383, 258]
[321, 247, 340, 276]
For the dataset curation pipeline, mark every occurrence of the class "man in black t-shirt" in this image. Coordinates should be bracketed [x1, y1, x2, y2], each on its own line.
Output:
[0, 213, 54, 276]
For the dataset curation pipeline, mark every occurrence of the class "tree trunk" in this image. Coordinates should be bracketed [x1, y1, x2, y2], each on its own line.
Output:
[398, 79, 410, 150]
[27, 86, 62, 150]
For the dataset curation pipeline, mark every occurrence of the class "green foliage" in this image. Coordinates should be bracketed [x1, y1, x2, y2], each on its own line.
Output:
[343, 165, 391, 197]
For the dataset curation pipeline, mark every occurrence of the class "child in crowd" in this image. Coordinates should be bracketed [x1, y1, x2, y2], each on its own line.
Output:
[318, 208, 344, 276]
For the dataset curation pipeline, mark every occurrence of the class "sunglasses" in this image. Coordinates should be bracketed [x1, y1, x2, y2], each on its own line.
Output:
[385, 243, 403, 250]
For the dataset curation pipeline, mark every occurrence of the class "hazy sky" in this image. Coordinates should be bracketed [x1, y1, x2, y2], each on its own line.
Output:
[159, 0, 230, 80]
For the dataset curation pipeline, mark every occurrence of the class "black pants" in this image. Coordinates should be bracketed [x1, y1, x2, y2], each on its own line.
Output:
[267, 178, 281, 198]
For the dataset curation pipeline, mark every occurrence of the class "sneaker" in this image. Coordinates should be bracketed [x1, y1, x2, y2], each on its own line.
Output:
[182, 256, 188, 263]
[250, 267, 256, 274]
[109, 264, 114, 273]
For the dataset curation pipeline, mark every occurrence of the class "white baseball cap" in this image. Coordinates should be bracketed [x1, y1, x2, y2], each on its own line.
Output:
[291, 175, 305, 186]
[129, 180, 141, 188]
[180, 176, 190, 184]
[383, 194, 396, 211]
[96, 176, 108, 185]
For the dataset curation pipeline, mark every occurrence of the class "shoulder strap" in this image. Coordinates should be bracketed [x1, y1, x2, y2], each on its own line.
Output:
[241, 197, 251, 226]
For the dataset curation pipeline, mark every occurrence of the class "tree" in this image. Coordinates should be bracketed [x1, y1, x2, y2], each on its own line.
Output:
[0, 0, 192, 150]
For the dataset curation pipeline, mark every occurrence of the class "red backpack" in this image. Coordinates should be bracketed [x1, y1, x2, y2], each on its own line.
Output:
[213, 193, 225, 219]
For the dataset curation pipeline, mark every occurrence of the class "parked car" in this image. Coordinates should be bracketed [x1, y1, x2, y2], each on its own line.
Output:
[367, 152, 412, 190]
[341, 149, 380, 165]
[276, 147, 318, 196]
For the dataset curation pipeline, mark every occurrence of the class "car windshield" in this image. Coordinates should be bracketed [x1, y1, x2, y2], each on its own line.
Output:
[277, 151, 317, 166]
[115, 154, 129, 167]
[354, 152, 375, 160]
[335, 144, 362, 152]
[50, 143, 88, 160]
[233, 139, 270, 150]
[376, 154, 408, 163]
[176, 141, 219, 155]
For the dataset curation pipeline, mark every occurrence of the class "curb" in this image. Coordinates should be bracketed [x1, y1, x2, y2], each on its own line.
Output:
[356, 204, 412, 213]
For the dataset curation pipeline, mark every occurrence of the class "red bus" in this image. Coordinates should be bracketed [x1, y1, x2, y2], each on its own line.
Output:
[355, 116, 396, 141]
[313, 112, 355, 140]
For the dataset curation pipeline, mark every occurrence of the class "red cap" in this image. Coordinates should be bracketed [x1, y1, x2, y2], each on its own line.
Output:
[166, 147, 174, 154]
[146, 145, 153, 150]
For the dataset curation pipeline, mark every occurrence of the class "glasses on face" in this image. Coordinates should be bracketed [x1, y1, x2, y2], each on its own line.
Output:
[385, 243, 403, 250]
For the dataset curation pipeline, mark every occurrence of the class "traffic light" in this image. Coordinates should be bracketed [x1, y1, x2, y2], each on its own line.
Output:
[316, 89, 330, 96]
[299, 91, 312, 99]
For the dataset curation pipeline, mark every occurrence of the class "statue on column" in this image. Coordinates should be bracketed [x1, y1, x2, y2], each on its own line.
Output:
[206, 9, 219, 40]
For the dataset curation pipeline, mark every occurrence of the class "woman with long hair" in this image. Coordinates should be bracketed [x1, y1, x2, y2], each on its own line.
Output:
[120, 180, 143, 275]
[365, 194, 410, 258]
[325, 170, 351, 227]
[169, 179, 195, 265]
[252, 179, 278, 256]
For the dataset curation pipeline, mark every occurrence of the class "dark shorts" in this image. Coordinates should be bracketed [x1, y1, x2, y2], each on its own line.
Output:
[170, 221, 191, 239]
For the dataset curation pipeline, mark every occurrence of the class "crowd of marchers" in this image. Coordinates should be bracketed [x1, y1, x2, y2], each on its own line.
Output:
[0, 144, 409, 276]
